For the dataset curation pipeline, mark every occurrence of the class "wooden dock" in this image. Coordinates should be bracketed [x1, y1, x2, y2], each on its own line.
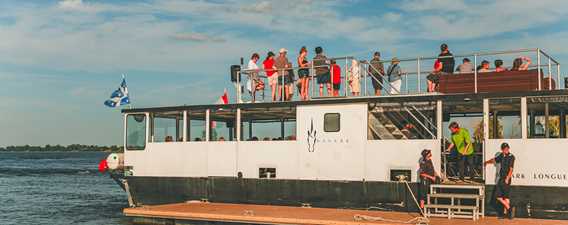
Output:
[124, 202, 568, 225]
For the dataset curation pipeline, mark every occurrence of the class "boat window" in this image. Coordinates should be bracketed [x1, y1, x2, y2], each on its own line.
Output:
[324, 113, 340, 132]
[241, 107, 296, 141]
[489, 98, 522, 139]
[187, 110, 206, 142]
[527, 96, 568, 139]
[209, 108, 237, 141]
[126, 114, 146, 150]
[151, 112, 183, 143]
[369, 101, 437, 140]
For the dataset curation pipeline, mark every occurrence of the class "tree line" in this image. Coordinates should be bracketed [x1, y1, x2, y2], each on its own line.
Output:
[0, 144, 123, 152]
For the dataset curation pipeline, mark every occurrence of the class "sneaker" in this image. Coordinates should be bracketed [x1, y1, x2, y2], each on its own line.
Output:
[508, 207, 514, 220]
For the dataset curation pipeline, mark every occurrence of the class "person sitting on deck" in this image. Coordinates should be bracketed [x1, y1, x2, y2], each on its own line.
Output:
[263, 52, 278, 101]
[313, 46, 331, 97]
[330, 59, 341, 97]
[427, 59, 443, 92]
[275, 48, 291, 101]
[349, 59, 361, 96]
[368, 51, 385, 96]
[511, 56, 531, 71]
[419, 149, 440, 210]
[494, 59, 507, 72]
[478, 60, 491, 72]
[456, 58, 473, 74]
[386, 57, 403, 95]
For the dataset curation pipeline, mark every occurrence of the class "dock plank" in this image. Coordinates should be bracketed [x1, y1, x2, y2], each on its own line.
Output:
[124, 202, 568, 225]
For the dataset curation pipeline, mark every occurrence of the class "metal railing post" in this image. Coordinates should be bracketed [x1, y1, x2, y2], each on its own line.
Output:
[474, 54, 478, 93]
[311, 62, 315, 99]
[537, 48, 542, 90]
[345, 58, 349, 97]
[548, 58, 552, 90]
[558, 64, 561, 89]
[364, 63, 368, 96]
[417, 57, 421, 93]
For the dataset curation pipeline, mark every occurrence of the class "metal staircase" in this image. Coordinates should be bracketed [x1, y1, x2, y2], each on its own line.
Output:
[368, 103, 437, 140]
[424, 184, 485, 220]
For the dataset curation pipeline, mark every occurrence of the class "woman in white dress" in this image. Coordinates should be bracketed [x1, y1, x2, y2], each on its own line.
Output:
[348, 59, 361, 96]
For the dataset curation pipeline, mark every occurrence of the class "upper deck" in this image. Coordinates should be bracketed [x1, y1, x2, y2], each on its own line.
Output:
[124, 48, 565, 113]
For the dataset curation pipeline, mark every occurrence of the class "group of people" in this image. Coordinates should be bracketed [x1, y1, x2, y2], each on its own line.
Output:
[427, 44, 532, 92]
[418, 121, 516, 219]
[245, 46, 406, 102]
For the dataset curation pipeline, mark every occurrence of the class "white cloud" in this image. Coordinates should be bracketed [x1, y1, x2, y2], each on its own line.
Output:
[172, 32, 226, 43]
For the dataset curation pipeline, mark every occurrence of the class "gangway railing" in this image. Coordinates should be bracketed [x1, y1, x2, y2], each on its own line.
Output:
[237, 48, 563, 103]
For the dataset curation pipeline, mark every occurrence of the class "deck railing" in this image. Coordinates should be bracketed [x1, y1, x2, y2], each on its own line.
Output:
[236, 48, 562, 103]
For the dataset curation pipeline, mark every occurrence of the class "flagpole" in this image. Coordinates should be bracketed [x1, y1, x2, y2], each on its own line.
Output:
[123, 73, 132, 109]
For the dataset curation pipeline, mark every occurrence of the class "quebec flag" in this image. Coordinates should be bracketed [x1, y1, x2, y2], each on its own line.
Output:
[104, 77, 130, 108]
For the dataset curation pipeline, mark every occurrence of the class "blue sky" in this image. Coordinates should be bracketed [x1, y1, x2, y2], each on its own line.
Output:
[1, 0, 568, 146]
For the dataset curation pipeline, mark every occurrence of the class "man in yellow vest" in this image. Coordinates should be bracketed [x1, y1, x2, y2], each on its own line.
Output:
[445, 122, 473, 180]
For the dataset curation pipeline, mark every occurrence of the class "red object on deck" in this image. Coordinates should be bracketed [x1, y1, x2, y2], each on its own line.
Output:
[98, 159, 108, 173]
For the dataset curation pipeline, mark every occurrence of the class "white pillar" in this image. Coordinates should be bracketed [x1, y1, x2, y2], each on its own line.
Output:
[236, 108, 241, 141]
[183, 110, 188, 142]
[205, 109, 210, 141]
[521, 97, 528, 139]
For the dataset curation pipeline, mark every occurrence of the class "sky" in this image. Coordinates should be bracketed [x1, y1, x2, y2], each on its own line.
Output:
[1, 0, 568, 146]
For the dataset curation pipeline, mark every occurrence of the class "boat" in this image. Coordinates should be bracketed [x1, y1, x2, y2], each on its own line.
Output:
[109, 48, 568, 219]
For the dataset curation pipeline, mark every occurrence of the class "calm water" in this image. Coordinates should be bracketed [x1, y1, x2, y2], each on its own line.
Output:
[0, 151, 129, 225]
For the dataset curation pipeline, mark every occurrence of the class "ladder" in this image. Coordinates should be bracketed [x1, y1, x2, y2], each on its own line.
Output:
[424, 184, 485, 220]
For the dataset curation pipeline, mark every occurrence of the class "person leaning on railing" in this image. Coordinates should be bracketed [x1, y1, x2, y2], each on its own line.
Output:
[368, 51, 384, 96]
[313, 46, 331, 97]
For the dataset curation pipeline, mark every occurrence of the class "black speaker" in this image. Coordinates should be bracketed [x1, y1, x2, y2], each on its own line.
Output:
[565, 77, 568, 89]
[230, 65, 241, 82]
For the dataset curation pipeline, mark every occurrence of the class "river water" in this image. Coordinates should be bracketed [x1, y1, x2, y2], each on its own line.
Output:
[0, 151, 129, 225]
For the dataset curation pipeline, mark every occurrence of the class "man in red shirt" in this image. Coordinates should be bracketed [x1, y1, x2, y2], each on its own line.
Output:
[330, 60, 341, 96]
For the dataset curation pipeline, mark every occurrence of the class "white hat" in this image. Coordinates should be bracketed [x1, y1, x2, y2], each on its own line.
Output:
[279, 48, 288, 53]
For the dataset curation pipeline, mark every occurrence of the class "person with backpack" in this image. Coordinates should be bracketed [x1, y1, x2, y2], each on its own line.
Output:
[386, 57, 403, 95]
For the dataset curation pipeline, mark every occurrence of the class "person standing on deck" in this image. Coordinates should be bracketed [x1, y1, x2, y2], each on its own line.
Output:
[445, 122, 473, 181]
[297, 46, 310, 101]
[386, 57, 402, 95]
[275, 48, 291, 101]
[330, 59, 342, 97]
[368, 52, 384, 96]
[348, 59, 360, 96]
[247, 53, 261, 102]
[484, 142, 515, 219]
[313, 46, 331, 97]
[263, 51, 278, 101]
[418, 149, 440, 210]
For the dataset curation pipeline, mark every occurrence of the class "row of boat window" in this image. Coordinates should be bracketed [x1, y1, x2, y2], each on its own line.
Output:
[125, 97, 568, 150]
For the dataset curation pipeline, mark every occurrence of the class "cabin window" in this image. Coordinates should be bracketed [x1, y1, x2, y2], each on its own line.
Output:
[241, 107, 296, 141]
[187, 110, 206, 142]
[259, 168, 276, 179]
[489, 98, 522, 139]
[527, 96, 568, 139]
[324, 113, 340, 132]
[369, 101, 437, 140]
[126, 114, 146, 150]
[209, 108, 237, 141]
[151, 112, 183, 142]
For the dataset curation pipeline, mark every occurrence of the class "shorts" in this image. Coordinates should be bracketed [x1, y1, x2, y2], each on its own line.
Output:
[427, 72, 440, 84]
[370, 73, 383, 90]
[496, 178, 511, 198]
[298, 69, 310, 78]
[268, 75, 278, 86]
[317, 71, 330, 84]
[418, 178, 432, 201]
[332, 83, 340, 90]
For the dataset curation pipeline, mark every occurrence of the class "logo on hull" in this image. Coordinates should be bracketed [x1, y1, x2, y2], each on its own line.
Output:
[307, 119, 317, 152]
